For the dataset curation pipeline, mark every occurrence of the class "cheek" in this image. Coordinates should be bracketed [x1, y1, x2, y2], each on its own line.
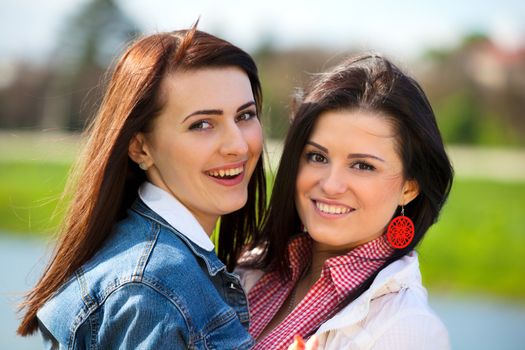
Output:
[245, 122, 263, 155]
[365, 178, 405, 215]
[295, 164, 310, 196]
[295, 165, 318, 209]
[159, 137, 207, 176]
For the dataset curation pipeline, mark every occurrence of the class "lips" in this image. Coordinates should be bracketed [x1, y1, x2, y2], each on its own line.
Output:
[313, 199, 353, 215]
[204, 162, 246, 186]
[205, 165, 244, 179]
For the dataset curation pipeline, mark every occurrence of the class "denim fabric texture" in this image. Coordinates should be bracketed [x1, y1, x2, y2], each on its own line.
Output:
[37, 199, 254, 349]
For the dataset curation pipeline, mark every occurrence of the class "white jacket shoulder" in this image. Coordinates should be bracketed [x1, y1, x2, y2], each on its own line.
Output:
[317, 253, 450, 349]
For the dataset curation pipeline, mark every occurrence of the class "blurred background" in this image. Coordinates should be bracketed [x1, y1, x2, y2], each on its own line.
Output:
[1, 0, 524, 349]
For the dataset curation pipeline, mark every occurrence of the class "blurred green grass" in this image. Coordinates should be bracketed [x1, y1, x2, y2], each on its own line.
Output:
[419, 179, 525, 300]
[1, 158, 524, 301]
[0, 160, 71, 236]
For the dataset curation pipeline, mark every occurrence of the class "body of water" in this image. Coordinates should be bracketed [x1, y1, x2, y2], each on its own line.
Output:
[430, 294, 525, 349]
[1, 235, 524, 349]
[1, 235, 51, 350]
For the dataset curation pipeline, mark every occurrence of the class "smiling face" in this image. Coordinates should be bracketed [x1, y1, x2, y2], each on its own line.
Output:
[295, 109, 419, 251]
[129, 67, 263, 234]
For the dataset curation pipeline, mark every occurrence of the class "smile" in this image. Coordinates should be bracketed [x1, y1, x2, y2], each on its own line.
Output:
[314, 200, 353, 215]
[205, 166, 244, 179]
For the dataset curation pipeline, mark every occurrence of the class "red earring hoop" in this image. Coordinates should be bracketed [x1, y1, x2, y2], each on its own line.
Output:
[387, 206, 414, 249]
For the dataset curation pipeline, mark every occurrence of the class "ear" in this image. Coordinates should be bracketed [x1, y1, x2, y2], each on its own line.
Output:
[128, 132, 153, 168]
[400, 179, 420, 205]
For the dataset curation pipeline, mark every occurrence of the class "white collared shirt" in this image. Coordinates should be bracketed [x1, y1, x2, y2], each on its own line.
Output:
[138, 181, 215, 252]
[313, 252, 450, 349]
[238, 252, 450, 349]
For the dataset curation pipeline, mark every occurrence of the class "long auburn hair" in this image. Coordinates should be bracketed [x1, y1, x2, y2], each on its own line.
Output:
[249, 54, 453, 284]
[18, 26, 266, 335]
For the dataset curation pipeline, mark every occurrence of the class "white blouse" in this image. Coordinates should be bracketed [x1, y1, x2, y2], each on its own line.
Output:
[240, 251, 450, 350]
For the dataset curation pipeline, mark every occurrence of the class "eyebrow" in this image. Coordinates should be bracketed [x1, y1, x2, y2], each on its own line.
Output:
[182, 101, 256, 123]
[306, 141, 385, 162]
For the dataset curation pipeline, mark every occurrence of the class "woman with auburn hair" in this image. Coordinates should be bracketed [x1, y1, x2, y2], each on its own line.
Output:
[18, 26, 266, 349]
[239, 54, 453, 349]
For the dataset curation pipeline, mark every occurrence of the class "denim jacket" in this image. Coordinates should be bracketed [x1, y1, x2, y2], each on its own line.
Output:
[37, 198, 254, 349]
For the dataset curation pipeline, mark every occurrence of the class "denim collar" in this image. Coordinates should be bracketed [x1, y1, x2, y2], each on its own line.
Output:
[131, 198, 225, 276]
[138, 182, 214, 252]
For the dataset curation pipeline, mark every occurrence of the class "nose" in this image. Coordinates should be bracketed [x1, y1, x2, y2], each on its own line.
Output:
[320, 166, 348, 196]
[219, 122, 249, 157]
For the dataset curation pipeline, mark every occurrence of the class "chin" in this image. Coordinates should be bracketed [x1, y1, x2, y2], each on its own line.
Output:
[220, 194, 248, 214]
[308, 227, 347, 246]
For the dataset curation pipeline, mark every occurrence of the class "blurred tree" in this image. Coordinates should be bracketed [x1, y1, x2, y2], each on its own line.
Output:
[254, 44, 345, 139]
[40, 0, 140, 131]
[0, 63, 51, 129]
[420, 32, 525, 146]
[462, 32, 490, 46]
[437, 90, 483, 144]
[1, 16, 523, 148]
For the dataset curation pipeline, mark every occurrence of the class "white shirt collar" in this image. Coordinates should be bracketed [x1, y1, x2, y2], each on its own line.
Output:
[138, 181, 215, 252]
[316, 251, 421, 333]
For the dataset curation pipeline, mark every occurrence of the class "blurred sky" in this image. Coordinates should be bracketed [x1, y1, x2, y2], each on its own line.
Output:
[1, 0, 524, 63]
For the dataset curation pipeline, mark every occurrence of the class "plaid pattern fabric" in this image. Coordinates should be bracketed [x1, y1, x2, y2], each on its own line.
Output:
[248, 234, 393, 349]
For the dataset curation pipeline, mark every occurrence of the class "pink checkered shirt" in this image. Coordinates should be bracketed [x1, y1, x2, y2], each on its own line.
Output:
[248, 234, 393, 349]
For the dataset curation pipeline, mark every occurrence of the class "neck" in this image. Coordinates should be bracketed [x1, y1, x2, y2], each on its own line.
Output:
[306, 242, 350, 285]
[147, 176, 218, 236]
[194, 214, 218, 236]
[185, 203, 218, 236]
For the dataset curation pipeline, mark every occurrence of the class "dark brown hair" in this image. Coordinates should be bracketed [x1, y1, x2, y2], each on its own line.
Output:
[18, 26, 266, 335]
[250, 54, 453, 280]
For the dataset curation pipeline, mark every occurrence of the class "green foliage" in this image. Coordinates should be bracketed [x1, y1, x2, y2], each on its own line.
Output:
[435, 91, 521, 146]
[260, 88, 290, 139]
[436, 91, 481, 144]
[419, 179, 525, 300]
[0, 161, 71, 235]
[461, 32, 490, 47]
[421, 48, 452, 63]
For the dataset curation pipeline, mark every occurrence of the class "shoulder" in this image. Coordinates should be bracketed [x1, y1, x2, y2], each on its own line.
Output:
[110, 206, 217, 289]
[36, 213, 203, 346]
[90, 282, 191, 347]
[317, 253, 450, 349]
[318, 287, 450, 349]
[368, 287, 450, 347]
[39, 282, 190, 349]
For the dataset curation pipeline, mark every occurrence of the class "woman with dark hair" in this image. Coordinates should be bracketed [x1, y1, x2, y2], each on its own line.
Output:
[239, 54, 453, 349]
[17, 26, 266, 349]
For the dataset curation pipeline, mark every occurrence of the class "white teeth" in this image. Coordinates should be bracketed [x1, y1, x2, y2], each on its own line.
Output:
[316, 201, 350, 214]
[207, 166, 243, 178]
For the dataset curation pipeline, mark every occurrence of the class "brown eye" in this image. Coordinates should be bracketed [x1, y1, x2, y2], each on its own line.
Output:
[351, 162, 375, 171]
[306, 152, 327, 164]
[236, 111, 257, 122]
[189, 120, 212, 130]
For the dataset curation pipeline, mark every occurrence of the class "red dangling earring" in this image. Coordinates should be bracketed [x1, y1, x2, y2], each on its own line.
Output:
[387, 206, 414, 249]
